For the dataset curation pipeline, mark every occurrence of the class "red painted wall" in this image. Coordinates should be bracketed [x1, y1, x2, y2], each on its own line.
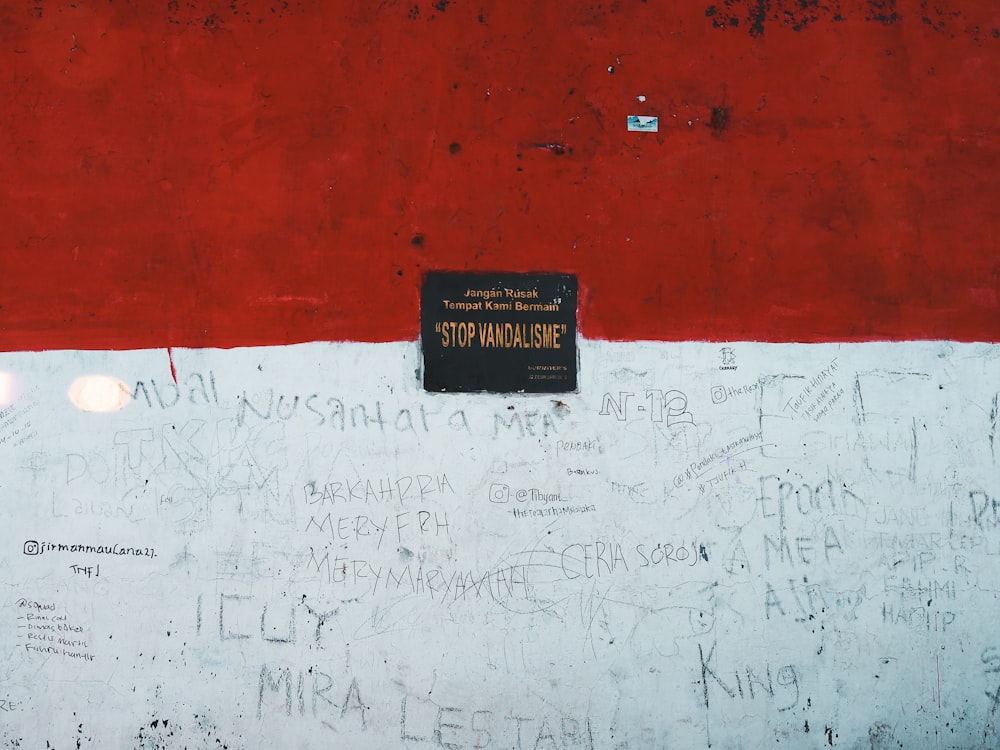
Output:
[1, 0, 997, 349]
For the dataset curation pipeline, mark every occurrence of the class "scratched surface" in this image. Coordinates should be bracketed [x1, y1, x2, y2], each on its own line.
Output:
[1, 341, 999, 748]
[1, 0, 998, 349]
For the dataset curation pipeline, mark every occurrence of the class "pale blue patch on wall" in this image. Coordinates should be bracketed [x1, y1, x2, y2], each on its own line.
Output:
[627, 115, 658, 132]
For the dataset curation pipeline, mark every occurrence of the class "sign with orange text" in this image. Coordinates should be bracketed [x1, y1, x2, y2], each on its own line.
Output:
[421, 272, 577, 392]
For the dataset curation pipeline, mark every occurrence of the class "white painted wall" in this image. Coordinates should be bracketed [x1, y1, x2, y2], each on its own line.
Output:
[0, 340, 998, 749]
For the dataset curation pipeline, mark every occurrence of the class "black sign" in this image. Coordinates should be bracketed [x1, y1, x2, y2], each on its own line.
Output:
[421, 272, 578, 393]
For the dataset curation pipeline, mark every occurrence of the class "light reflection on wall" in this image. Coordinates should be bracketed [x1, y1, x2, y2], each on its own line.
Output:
[0, 371, 19, 407]
[67, 375, 132, 413]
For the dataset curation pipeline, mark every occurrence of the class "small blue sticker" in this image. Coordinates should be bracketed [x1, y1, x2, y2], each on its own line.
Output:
[627, 115, 658, 132]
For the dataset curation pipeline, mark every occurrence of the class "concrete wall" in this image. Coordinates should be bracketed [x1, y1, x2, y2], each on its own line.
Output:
[0, 340, 998, 748]
[1, 1, 997, 747]
[0, 1, 997, 348]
